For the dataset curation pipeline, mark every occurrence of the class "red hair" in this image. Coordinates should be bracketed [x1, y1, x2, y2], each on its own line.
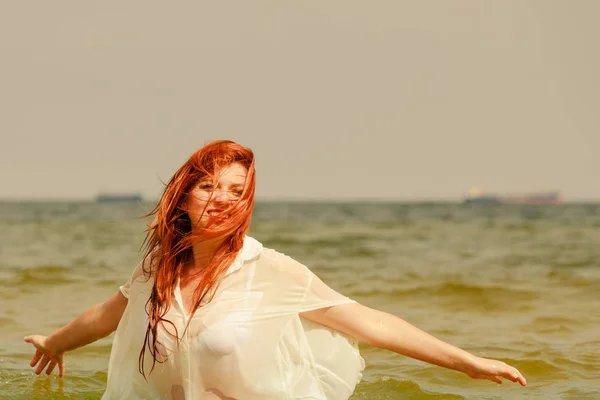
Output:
[138, 140, 256, 377]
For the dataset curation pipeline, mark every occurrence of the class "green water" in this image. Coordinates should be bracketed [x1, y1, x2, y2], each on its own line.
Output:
[1, 201, 599, 399]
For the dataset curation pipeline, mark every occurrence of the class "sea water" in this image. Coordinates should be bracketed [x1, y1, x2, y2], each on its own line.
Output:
[0, 201, 598, 399]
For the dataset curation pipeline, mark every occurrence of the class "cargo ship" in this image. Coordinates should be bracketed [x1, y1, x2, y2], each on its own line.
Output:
[95, 193, 143, 203]
[463, 187, 562, 204]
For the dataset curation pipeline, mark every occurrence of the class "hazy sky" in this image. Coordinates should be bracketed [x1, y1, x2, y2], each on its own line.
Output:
[1, 1, 598, 201]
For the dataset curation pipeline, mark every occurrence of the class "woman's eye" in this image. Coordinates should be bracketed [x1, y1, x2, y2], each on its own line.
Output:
[199, 183, 213, 190]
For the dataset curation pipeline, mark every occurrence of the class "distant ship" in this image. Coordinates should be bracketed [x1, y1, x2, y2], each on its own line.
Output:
[96, 193, 143, 203]
[464, 187, 562, 204]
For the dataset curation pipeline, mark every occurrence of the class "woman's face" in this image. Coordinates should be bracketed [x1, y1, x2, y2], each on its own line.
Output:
[185, 162, 248, 231]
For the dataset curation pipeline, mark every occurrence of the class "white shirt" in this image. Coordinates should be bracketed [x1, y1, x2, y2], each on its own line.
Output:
[102, 237, 365, 400]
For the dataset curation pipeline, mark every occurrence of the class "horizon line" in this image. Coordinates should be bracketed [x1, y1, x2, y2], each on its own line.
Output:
[0, 196, 599, 204]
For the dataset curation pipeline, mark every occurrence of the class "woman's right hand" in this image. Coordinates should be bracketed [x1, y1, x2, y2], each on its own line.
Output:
[24, 335, 65, 378]
[464, 355, 527, 386]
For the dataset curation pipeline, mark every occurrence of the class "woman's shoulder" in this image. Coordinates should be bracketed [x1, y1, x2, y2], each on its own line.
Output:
[127, 253, 158, 286]
[259, 247, 300, 266]
[256, 246, 311, 279]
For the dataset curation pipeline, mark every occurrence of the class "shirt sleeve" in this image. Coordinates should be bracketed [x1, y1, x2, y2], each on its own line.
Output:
[119, 258, 148, 299]
[300, 264, 356, 312]
[263, 249, 356, 314]
[256, 249, 363, 398]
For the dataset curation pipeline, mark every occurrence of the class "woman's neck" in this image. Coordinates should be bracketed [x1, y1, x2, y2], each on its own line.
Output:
[190, 236, 227, 270]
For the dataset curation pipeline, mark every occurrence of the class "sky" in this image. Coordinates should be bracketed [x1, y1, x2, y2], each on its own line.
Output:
[1, 1, 598, 201]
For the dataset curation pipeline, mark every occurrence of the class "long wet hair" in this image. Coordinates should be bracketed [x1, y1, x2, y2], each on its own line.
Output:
[138, 140, 256, 377]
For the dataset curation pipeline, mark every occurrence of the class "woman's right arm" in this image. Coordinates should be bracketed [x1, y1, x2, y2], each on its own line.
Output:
[24, 289, 128, 378]
[302, 302, 527, 386]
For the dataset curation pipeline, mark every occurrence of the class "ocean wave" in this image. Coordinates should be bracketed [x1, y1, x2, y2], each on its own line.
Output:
[5, 265, 77, 286]
[349, 282, 539, 306]
[352, 378, 466, 399]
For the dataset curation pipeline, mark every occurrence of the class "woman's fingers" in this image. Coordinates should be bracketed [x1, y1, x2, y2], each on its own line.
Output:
[24, 335, 65, 378]
[58, 359, 65, 378]
[30, 349, 43, 368]
[35, 355, 51, 375]
[494, 363, 526, 386]
[503, 367, 527, 386]
[467, 358, 528, 386]
[25, 336, 43, 367]
[469, 372, 501, 384]
[24, 335, 41, 349]
[46, 360, 57, 375]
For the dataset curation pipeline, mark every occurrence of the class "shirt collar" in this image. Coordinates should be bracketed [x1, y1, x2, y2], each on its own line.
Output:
[224, 236, 263, 276]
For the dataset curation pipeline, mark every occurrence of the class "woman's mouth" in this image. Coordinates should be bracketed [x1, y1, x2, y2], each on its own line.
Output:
[207, 209, 225, 217]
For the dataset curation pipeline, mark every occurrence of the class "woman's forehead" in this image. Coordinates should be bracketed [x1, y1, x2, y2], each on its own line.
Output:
[201, 163, 247, 182]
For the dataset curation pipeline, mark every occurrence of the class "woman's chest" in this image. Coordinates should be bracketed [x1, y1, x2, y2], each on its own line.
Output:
[178, 279, 201, 318]
[181, 288, 265, 355]
[174, 281, 246, 357]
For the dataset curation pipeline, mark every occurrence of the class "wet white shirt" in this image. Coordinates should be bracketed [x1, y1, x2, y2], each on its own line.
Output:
[102, 237, 365, 400]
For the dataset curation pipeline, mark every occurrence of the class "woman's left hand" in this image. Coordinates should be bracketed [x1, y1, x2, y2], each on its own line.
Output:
[464, 356, 527, 386]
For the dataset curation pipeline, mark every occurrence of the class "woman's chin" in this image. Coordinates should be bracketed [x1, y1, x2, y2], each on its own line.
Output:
[197, 217, 229, 231]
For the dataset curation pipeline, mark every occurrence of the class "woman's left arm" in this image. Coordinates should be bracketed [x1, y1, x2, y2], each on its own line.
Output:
[300, 303, 526, 386]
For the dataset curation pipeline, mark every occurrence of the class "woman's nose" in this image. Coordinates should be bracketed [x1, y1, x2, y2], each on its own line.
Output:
[211, 189, 235, 203]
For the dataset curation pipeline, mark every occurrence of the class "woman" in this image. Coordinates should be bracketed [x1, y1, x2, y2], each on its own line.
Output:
[25, 140, 527, 399]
